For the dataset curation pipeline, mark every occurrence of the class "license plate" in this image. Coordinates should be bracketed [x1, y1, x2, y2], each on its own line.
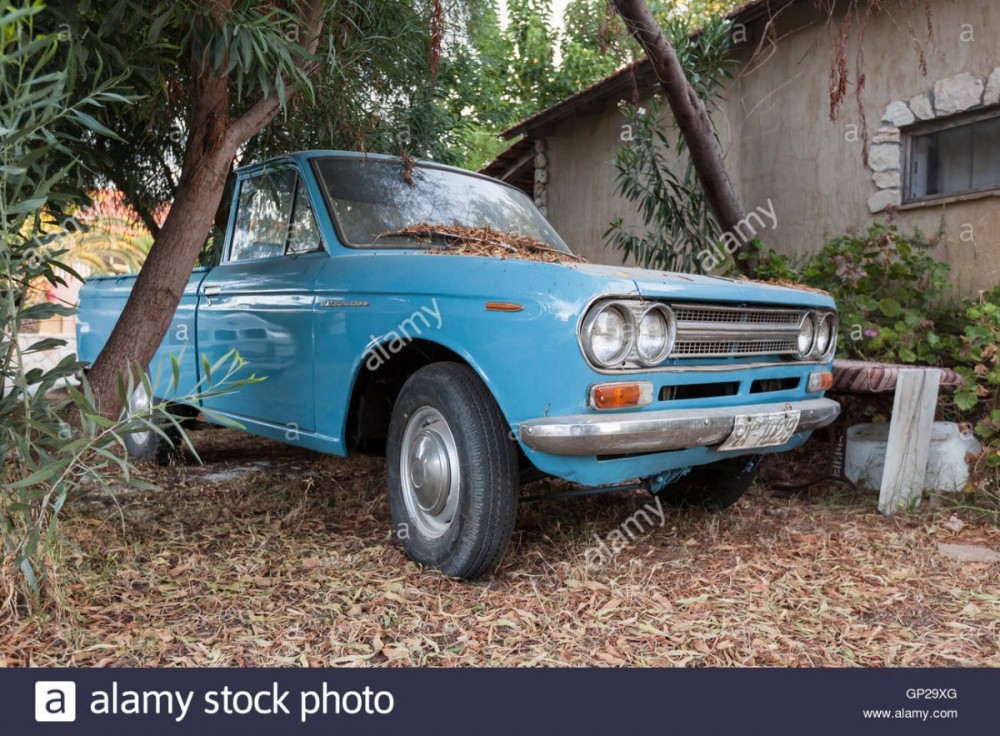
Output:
[718, 410, 801, 451]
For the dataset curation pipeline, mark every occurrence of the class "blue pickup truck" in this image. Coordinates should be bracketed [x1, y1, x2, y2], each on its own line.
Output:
[77, 151, 840, 579]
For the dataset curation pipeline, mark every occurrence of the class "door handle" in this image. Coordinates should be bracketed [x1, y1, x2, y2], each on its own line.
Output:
[204, 286, 221, 298]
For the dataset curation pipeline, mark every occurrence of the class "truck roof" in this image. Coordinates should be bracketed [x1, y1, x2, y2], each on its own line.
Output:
[234, 150, 505, 189]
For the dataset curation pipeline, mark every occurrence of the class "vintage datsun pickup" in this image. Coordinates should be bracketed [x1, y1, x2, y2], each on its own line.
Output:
[78, 151, 840, 579]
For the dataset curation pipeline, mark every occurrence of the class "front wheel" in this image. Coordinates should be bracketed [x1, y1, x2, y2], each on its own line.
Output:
[386, 362, 519, 579]
[660, 455, 762, 509]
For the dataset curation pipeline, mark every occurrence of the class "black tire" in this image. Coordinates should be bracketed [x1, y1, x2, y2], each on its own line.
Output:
[661, 455, 762, 509]
[386, 362, 519, 579]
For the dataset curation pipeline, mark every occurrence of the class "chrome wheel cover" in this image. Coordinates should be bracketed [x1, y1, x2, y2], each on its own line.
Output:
[399, 406, 461, 539]
[126, 383, 154, 449]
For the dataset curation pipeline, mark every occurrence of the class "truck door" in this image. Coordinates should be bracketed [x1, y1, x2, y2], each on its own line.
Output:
[197, 166, 327, 434]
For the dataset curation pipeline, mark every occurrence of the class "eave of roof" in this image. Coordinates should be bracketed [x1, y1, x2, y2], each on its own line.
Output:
[500, 0, 807, 140]
[478, 137, 534, 190]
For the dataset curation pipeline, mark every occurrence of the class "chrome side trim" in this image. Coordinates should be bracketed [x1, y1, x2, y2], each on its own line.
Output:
[518, 398, 840, 457]
[320, 299, 369, 308]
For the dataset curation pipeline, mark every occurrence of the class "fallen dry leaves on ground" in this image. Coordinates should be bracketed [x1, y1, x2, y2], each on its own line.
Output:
[2, 429, 998, 668]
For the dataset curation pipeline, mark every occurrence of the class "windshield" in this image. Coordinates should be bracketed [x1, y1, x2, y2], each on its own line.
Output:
[313, 157, 571, 252]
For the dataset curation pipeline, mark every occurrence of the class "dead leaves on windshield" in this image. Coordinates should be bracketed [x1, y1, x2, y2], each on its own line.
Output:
[2, 429, 998, 668]
[384, 223, 587, 264]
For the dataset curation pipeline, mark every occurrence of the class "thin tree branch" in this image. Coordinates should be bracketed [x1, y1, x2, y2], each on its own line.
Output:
[227, 0, 326, 147]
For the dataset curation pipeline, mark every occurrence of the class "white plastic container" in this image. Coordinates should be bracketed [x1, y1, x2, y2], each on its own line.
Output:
[845, 421, 981, 493]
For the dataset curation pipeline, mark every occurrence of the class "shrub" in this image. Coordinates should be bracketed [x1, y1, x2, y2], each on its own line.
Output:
[953, 299, 1000, 467]
[1, 3, 255, 613]
[759, 225, 1000, 511]
[1, 1, 140, 609]
[799, 224, 959, 366]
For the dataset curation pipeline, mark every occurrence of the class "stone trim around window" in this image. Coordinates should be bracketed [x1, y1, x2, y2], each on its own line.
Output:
[533, 139, 549, 217]
[867, 67, 1000, 213]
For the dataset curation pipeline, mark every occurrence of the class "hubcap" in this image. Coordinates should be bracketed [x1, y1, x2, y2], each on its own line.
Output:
[126, 383, 153, 447]
[400, 406, 460, 539]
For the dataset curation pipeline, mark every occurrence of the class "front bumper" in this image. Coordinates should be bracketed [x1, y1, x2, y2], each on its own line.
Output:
[518, 398, 840, 456]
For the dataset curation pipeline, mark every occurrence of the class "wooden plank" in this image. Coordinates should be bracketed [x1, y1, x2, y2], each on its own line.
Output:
[878, 368, 941, 514]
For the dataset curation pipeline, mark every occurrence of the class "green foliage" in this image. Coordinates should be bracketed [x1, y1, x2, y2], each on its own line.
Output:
[447, 0, 745, 170]
[0, 3, 255, 611]
[63, 228, 151, 275]
[604, 15, 734, 272]
[953, 300, 1000, 465]
[605, 97, 720, 272]
[768, 224, 1000, 504]
[560, 0, 745, 80]
[799, 225, 956, 366]
[49, 192, 155, 275]
[440, 0, 565, 169]
[1, 0, 119, 605]
[741, 242, 799, 283]
[38, 0, 468, 235]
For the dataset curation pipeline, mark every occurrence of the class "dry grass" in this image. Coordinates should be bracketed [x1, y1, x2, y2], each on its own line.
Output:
[2, 428, 998, 667]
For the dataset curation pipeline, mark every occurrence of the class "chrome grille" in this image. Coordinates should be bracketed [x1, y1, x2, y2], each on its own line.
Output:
[672, 304, 804, 325]
[672, 306, 801, 325]
[671, 339, 798, 357]
[671, 303, 806, 359]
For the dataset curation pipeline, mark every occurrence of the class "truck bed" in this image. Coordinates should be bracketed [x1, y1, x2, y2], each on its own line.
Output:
[76, 268, 212, 399]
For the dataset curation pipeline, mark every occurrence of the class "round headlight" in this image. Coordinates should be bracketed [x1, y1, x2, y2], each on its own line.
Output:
[813, 313, 834, 358]
[796, 312, 817, 359]
[636, 305, 675, 365]
[586, 304, 633, 367]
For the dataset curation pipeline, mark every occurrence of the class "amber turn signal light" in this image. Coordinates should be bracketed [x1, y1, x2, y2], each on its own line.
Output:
[485, 301, 524, 312]
[807, 371, 834, 392]
[590, 381, 653, 410]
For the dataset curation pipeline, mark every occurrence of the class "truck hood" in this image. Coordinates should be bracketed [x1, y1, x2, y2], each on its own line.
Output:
[564, 263, 835, 310]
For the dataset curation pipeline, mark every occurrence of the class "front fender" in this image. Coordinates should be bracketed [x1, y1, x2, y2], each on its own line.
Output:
[312, 254, 636, 447]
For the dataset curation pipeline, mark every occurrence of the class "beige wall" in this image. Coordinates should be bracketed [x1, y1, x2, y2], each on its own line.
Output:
[546, 110, 635, 263]
[542, 0, 1000, 294]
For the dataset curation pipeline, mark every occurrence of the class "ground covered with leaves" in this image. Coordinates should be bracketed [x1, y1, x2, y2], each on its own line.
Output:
[3, 429, 998, 667]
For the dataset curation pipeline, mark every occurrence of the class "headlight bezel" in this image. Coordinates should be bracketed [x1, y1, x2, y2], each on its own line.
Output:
[635, 303, 677, 367]
[809, 311, 838, 361]
[795, 310, 818, 360]
[581, 302, 635, 368]
[581, 300, 678, 369]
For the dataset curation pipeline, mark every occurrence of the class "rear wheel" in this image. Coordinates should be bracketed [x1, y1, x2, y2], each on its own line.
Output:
[121, 383, 180, 465]
[386, 362, 519, 579]
[661, 455, 762, 509]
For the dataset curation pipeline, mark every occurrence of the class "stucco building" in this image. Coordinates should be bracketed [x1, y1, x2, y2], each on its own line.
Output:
[483, 0, 1000, 294]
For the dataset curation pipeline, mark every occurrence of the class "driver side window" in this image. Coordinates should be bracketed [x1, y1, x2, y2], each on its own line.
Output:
[230, 170, 322, 261]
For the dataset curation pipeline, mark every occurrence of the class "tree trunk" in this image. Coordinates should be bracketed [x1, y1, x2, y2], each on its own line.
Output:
[611, 0, 758, 276]
[84, 0, 327, 419]
[85, 143, 235, 418]
[85, 55, 238, 419]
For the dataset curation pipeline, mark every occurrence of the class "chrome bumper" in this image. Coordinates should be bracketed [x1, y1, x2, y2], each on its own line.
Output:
[518, 398, 840, 457]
